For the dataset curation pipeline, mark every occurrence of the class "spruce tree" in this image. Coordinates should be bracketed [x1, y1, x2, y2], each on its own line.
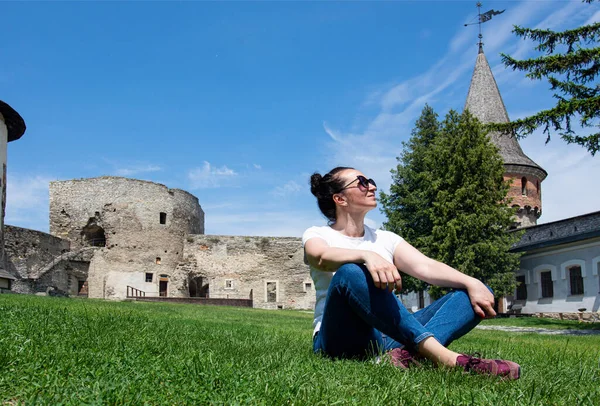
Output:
[427, 110, 522, 297]
[379, 105, 440, 293]
[491, 0, 600, 155]
[381, 107, 522, 297]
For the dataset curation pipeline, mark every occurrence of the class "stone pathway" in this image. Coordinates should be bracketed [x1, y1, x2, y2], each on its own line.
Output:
[476, 325, 600, 336]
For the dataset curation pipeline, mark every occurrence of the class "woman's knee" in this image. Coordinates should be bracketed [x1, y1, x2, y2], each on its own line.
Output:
[331, 263, 368, 284]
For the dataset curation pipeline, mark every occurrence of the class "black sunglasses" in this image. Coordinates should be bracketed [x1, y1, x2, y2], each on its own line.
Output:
[336, 175, 376, 193]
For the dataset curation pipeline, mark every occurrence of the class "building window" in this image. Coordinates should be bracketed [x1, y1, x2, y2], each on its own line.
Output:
[304, 282, 312, 292]
[145, 273, 153, 283]
[156, 257, 161, 265]
[418, 290, 425, 309]
[159, 212, 167, 224]
[569, 266, 584, 295]
[225, 279, 233, 289]
[540, 271, 553, 298]
[516, 275, 527, 300]
[266, 281, 277, 303]
[521, 177, 527, 196]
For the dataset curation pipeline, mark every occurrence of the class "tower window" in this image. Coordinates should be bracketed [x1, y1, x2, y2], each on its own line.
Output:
[156, 257, 161, 265]
[521, 177, 527, 196]
[160, 212, 167, 224]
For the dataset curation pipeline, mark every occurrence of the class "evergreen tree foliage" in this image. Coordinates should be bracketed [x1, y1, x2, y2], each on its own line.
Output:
[381, 107, 522, 297]
[380, 105, 440, 293]
[490, 0, 600, 155]
[427, 110, 522, 298]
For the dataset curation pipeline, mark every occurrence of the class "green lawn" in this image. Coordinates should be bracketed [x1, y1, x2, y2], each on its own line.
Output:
[1, 295, 598, 405]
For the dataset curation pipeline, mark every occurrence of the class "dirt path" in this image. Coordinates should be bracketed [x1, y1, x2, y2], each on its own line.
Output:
[476, 325, 600, 335]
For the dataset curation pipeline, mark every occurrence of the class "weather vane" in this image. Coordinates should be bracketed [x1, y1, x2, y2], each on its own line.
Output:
[464, 2, 505, 52]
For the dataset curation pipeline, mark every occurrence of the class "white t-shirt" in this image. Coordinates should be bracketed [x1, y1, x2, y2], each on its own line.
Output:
[302, 225, 404, 334]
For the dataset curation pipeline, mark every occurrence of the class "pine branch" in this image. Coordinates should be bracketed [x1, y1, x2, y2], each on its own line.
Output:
[512, 22, 600, 54]
[547, 77, 597, 99]
[501, 48, 600, 80]
[489, 95, 600, 155]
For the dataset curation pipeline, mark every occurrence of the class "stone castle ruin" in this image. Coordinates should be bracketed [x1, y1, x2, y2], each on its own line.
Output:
[6, 177, 315, 310]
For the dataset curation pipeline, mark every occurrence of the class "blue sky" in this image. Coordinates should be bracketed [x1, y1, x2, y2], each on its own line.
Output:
[3, 0, 599, 237]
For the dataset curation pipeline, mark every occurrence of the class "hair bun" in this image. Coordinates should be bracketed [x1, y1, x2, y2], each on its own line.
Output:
[310, 173, 323, 197]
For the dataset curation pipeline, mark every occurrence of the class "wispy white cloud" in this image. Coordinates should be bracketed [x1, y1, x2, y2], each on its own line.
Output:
[253, 164, 262, 170]
[271, 180, 302, 197]
[115, 164, 162, 177]
[188, 161, 238, 189]
[583, 9, 600, 26]
[6, 174, 53, 232]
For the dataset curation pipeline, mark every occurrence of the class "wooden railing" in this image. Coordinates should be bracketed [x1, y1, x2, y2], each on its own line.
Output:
[126, 285, 146, 298]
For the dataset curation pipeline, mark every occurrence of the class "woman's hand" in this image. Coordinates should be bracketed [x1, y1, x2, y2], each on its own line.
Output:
[466, 279, 496, 319]
[363, 251, 402, 292]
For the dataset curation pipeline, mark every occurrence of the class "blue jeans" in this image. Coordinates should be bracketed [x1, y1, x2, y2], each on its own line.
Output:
[313, 263, 486, 359]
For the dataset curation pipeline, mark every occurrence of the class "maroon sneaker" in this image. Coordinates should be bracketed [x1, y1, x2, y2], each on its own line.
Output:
[383, 348, 422, 369]
[456, 353, 521, 380]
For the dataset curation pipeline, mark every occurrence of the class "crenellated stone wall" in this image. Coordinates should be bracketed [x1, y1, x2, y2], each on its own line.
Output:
[180, 235, 314, 310]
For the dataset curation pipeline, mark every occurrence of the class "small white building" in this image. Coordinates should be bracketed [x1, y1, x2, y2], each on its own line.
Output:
[507, 211, 600, 316]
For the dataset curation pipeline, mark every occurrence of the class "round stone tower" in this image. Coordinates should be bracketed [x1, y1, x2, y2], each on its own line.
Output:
[464, 47, 547, 228]
[0, 100, 26, 290]
[49, 177, 204, 298]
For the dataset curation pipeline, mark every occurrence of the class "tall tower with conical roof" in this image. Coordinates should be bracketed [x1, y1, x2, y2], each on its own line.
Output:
[464, 46, 547, 227]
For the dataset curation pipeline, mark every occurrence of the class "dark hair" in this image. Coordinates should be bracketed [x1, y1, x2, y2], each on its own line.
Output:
[310, 167, 353, 224]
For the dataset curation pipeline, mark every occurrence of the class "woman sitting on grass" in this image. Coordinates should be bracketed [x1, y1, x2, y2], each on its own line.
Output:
[303, 166, 520, 379]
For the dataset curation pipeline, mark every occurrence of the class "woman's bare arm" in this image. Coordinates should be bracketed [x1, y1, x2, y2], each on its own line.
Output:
[304, 237, 401, 291]
[393, 239, 496, 318]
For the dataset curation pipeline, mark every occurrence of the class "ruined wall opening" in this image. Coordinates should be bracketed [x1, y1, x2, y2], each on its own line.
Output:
[189, 276, 208, 297]
[78, 280, 88, 296]
[266, 281, 277, 303]
[81, 219, 106, 247]
[160, 212, 167, 224]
